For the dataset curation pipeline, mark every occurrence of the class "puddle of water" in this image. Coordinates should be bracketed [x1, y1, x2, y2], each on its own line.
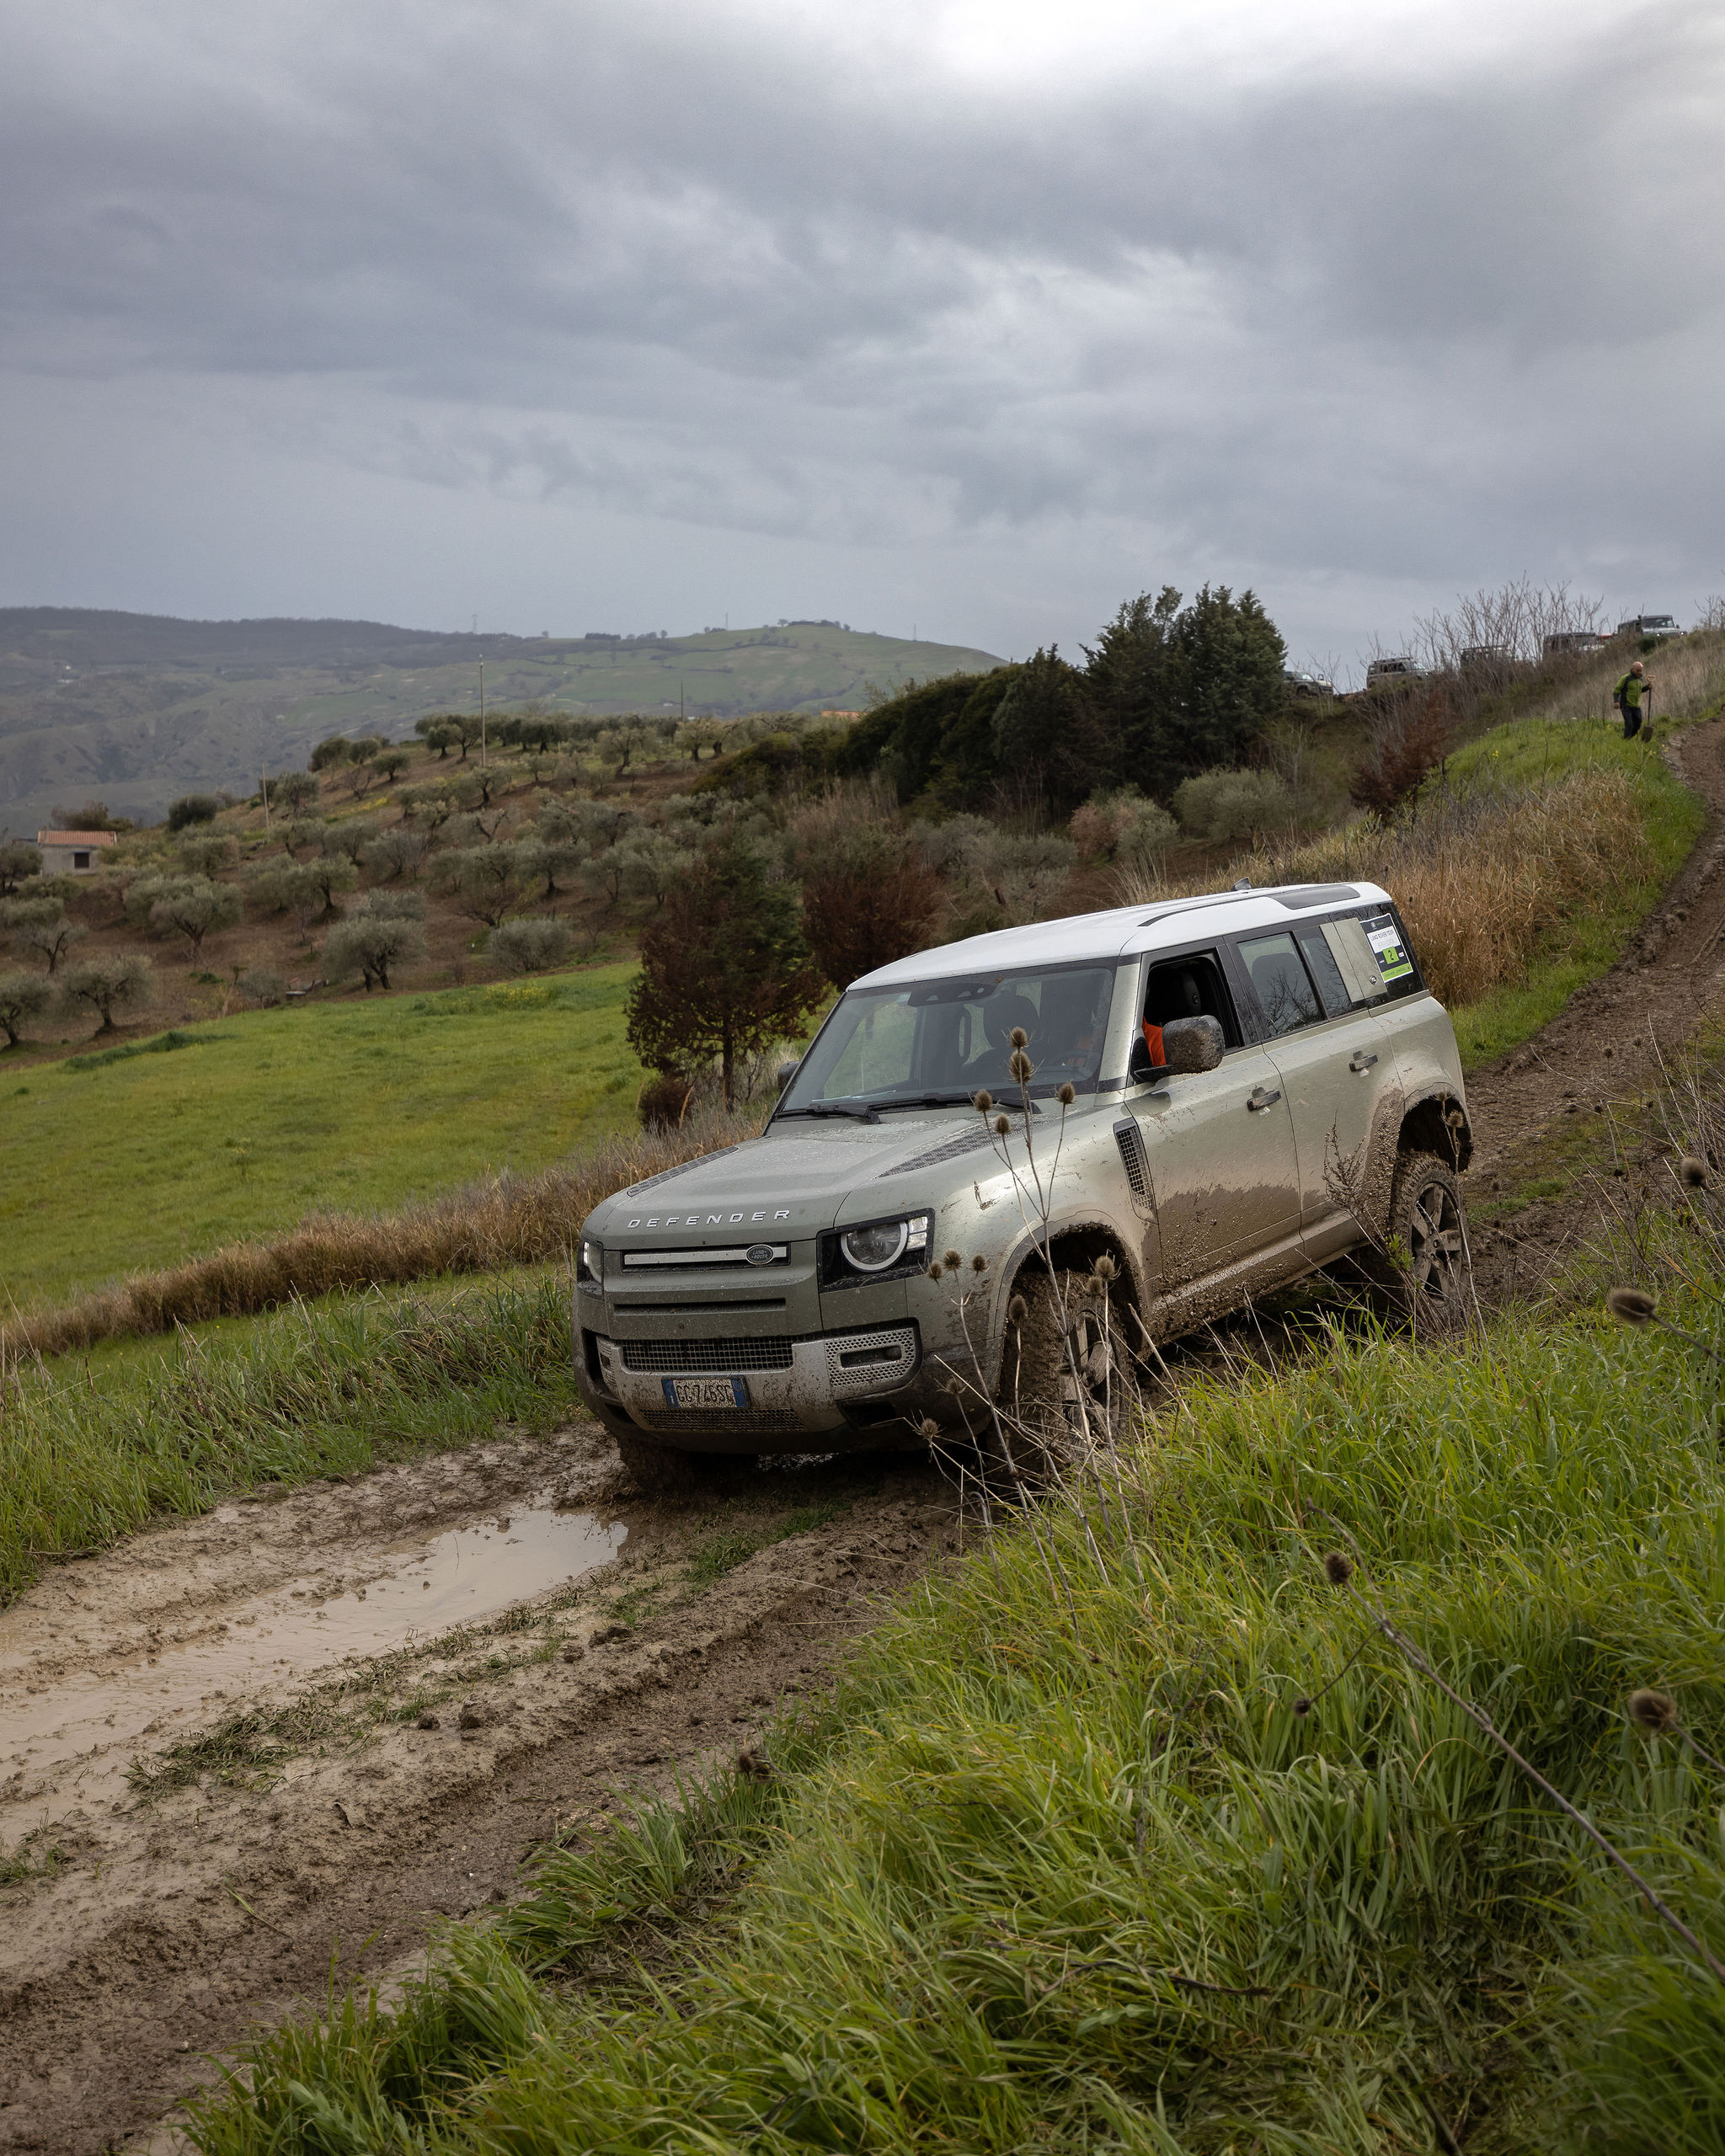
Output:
[0, 1501, 625, 1822]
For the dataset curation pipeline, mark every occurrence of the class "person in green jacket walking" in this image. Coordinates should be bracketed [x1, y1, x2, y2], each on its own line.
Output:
[1615, 659, 1653, 739]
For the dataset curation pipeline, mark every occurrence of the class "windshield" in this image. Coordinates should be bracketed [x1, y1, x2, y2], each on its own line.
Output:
[779, 961, 1122, 1112]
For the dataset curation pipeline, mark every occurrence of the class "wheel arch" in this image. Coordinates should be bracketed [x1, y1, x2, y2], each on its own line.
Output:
[991, 1215, 1146, 1386]
[1398, 1086, 1472, 1171]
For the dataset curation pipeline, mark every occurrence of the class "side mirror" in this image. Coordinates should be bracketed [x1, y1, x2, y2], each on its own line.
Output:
[776, 1057, 801, 1095]
[1162, 1015, 1224, 1074]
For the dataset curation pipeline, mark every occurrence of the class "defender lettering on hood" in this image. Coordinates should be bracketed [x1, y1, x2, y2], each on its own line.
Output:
[624, 1209, 793, 1227]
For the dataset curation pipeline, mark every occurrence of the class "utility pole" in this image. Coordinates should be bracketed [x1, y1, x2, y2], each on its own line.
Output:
[680, 678, 685, 721]
[479, 658, 487, 767]
[260, 768, 270, 835]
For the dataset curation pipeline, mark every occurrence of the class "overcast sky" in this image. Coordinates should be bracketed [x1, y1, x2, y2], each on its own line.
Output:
[2, 0, 1720, 678]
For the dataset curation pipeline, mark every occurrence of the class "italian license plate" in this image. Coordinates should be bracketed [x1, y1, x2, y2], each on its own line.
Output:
[661, 1375, 748, 1410]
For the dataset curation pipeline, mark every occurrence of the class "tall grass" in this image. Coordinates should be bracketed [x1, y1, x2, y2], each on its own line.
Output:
[0, 1097, 758, 1365]
[0, 1278, 583, 1604]
[187, 1174, 1725, 2153]
[1120, 707, 1707, 1027]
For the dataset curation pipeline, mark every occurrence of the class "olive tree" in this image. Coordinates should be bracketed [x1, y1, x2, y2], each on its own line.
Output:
[0, 968, 51, 1047]
[320, 817, 380, 867]
[364, 825, 432, 882]
[369, 746, 410, 782]
[3, 897, 86, 974]
[267, 770, 319, 815]
[489, 916, 573, 974]
[323, 892, 427, 992]
[176, 833, 237, 878]
[126, 874, 243, 959]
[59, 953, 153, 1033]
[165, 793, 222, 831]
[431, 845, 526, 926]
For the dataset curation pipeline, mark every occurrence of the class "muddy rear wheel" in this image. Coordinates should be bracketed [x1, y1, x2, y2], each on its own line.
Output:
[993, 1269, 1125, 1486]
[1383, 1150, 1471, 1322]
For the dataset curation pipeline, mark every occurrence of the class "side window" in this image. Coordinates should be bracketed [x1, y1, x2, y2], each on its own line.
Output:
[1140, 949, 1241, 1051]
[1236, 931, 1323, 1039]
[1294, 926, 1352, 1017]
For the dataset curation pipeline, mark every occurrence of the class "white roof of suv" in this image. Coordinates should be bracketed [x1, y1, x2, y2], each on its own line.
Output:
[856, 881, 1397, 988]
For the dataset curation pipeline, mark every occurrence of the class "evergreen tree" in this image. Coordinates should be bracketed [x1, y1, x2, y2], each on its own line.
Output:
[627, 830, 826, 1109]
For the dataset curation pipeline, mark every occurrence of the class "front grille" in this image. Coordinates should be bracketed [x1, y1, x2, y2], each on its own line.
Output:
[641, 1407, 799, 1433]
[621, 1337, 794, 1374]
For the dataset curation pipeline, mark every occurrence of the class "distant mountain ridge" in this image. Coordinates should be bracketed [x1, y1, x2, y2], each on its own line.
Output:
[0, 607, 1002, 834]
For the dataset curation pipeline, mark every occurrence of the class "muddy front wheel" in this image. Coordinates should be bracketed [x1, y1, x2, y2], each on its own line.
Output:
[613, 1432, 735, 1496]
[993, 1270, 1124, 1486]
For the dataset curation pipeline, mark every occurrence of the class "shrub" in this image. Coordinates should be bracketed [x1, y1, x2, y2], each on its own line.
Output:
[238, 964, 287, 1008]
[0, 841, 42, 894]
[0, 967, 51, 1047]
[799, 822, 943, 987]
[58, 953, 153, 1033]
[1172, 766, 1293, 843]
[164, 793, 222, 831]
[637, 1070, 694, 1130]
[489, 917, 574, 975]
[1349, 685, 1455, 817]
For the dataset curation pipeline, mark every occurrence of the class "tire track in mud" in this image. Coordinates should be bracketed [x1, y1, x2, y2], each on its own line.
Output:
[0, 1429, 959, 2153]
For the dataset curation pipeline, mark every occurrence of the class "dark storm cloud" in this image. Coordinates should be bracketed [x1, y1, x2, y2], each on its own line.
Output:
[1, 0, 1721, 647]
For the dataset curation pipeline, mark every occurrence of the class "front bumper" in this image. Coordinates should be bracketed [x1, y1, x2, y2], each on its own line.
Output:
[577, 1321, 953, 1453]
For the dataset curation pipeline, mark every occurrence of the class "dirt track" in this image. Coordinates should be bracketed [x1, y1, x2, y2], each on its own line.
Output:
[0, 1433, 959, 2152]
[3, 715, 1724, 2154]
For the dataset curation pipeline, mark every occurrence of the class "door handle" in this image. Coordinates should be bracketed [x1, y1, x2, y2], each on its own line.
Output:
[1247, 1085, 1282, 1112]
[1348, 1050, 1379, 1073]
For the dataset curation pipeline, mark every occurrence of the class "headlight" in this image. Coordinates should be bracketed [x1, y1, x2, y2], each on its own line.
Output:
[578, 1238, 602, 1284]
[839, 1213, 930, 1273]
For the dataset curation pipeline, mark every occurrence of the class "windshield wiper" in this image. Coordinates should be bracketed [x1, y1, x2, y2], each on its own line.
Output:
[874, 1091, 983, 1111]
[780, 1101, 881, 1123]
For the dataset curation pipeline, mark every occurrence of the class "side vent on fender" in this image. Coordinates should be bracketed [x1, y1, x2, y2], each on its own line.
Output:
[1113, 1119, 1155, 1218]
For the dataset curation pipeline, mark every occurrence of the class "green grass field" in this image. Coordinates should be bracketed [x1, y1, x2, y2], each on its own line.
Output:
[1, 966, 641, 1310]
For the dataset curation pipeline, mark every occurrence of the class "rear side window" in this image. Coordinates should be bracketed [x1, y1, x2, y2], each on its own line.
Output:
[1236, 931, 1323, 1038]
[1357, 909, 1423, 999]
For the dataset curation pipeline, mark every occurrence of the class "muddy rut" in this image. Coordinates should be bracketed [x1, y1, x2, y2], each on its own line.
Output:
[4, 715, 1725, 2154]
[0, 1434, 959, 2152]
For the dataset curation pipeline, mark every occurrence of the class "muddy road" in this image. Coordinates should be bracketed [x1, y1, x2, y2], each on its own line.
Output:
[0, 1433, 961, 2152]
[3, 713, 1725, 2153]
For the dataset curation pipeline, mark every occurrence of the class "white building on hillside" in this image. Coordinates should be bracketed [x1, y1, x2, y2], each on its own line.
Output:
[35, 828, 118, 874]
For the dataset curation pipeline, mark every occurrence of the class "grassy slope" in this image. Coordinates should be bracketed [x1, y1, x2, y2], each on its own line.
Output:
[0, 1277, 582, 1605]
[0, 966, 641, 1310]
[188, 1204, 1725, 2153]
[1440, 714, 1708, 1067]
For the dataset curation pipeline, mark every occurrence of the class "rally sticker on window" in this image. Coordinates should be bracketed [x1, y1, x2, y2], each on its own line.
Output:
[1361, 913, 1413, 984]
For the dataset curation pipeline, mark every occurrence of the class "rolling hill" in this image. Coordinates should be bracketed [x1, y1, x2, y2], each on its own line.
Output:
[0, 610, 1002, 835]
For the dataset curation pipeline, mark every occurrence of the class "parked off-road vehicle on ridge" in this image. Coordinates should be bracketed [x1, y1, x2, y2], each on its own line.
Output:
[574, 880, 1470, 1484]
